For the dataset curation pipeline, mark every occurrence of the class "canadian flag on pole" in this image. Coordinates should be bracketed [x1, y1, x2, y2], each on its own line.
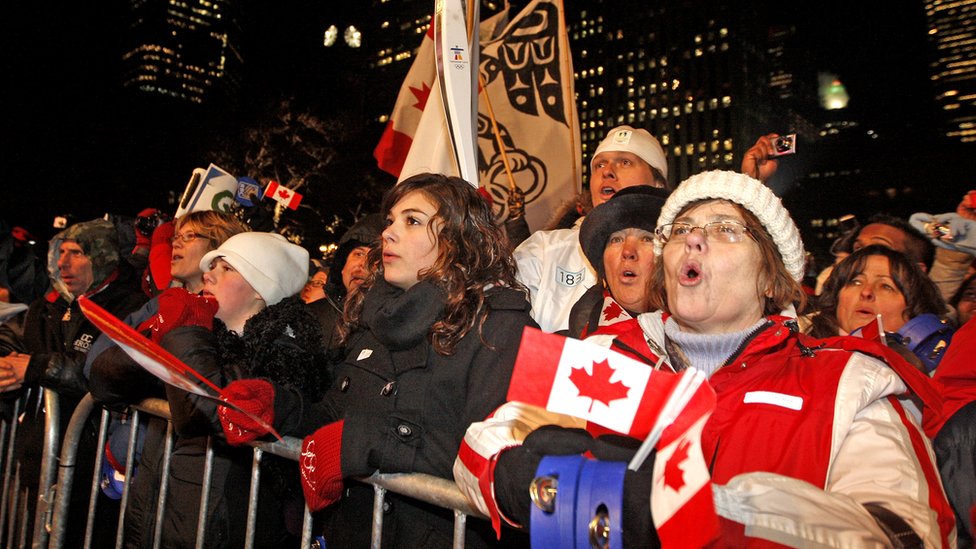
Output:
[651, 382, 719, 548]
[508, 326, 687, 438]
[374, 0, 581, 232]
[263, 180, 303, 210]
[507, 327, 719, 548]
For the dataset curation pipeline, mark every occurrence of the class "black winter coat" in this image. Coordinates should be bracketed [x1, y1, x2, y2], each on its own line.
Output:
[275, 279, 535, 548]
[113, 296, 328, 549]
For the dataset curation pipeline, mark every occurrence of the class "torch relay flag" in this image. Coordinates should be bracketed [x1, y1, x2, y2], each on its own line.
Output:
[77, 296, 283, 441]
[506, 327, 720, 548]
[374, 0, 581, 232]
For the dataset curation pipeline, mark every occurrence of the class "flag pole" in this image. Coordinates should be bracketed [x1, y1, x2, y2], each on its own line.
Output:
[479, 73, 519, 193]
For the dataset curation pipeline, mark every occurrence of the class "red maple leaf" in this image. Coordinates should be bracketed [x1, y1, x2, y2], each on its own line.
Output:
[663, 438, 691, 492]
[409, 82, 432, 112]
[602, 300, 624, 321]
[277, 189, 291, 199]
[568, 359, 630, 412]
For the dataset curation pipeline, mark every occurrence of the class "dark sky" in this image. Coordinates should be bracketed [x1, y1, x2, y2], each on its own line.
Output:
[0, 1, 949, 244]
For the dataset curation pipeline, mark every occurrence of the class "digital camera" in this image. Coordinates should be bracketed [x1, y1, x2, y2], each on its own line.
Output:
[770, 134, 797, 157]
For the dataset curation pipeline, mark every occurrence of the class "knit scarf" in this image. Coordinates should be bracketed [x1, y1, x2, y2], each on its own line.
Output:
[360, 278, 448, 351]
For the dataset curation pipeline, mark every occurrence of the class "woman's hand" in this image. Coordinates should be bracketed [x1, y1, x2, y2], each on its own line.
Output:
[0, 352, 30, 392]
[740, 134, 781, 183]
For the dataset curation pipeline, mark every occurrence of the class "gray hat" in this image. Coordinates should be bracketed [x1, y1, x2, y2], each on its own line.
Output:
[579, 186, 670, 277]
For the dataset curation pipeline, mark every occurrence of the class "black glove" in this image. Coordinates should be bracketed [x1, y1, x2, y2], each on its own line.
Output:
[494, 425, 594, 526]
[592, 435, 660, 548]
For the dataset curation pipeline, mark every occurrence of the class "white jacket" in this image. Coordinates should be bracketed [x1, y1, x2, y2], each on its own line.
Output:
[513, 218, 596, 333]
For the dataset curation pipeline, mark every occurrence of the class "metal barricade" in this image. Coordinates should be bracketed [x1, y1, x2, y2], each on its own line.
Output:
[46, 395, 487, 549]
[0, 388, 65, 549]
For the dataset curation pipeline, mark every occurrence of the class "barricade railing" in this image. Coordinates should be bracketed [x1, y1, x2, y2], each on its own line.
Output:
[1, 394, 24, 548]
[45, 395, 486, 549]
[0, 388, 64, 549]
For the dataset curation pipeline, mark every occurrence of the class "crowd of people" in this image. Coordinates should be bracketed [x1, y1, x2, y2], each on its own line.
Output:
[0, 125, 973, 548]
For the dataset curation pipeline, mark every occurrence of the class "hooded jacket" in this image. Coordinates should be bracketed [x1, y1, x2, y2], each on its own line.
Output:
[0, 219, 146, 546]
[5, 219, 147, 394]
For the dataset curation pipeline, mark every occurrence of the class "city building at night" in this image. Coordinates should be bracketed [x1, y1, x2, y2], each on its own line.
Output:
[925, 0, 976, 143]
[120, 0, 243, 105]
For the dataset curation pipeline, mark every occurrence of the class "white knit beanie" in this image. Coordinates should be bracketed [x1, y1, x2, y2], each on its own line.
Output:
[200, 232, 309, 306]
[654, 170, 806, 281]
[591, 125, 668, 180]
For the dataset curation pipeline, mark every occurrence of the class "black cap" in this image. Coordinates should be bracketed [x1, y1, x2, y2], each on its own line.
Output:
[579, 186, 669, 277]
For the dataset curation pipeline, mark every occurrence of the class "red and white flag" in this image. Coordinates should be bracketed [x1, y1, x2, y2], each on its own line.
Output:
[508, 327, 686, 438]
[650, 381, 719, 548]
[374, 0, 581, 232]
[263, 180, 303, 210]
[507, 327, 719, 547]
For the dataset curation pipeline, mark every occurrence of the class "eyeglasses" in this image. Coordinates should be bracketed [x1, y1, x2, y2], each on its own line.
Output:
[306, 280, 326, 288]
[170, 231, 204, 244]
[655, 221, 752, 244]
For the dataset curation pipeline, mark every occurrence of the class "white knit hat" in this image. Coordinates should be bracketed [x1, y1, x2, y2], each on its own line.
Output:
[591, 125, 668, 180]
[200, 232, 309, 306]
[654, 170, 806, 281]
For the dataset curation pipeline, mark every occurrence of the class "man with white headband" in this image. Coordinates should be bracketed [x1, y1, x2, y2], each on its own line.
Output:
[514, 125, 668, 333]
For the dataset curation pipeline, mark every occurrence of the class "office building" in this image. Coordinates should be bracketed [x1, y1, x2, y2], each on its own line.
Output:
[121, 0, 243, 105]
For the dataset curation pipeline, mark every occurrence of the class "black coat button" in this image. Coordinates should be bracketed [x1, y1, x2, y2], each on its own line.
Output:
[339, 377, 350, 392]
[396, 424, 413, 437]
[380, 381, 397, 396]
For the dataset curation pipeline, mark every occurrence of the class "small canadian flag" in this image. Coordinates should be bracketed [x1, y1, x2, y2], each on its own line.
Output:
[509, 327, 683, 438]
[507, 327, 719, 548]
[263, 180, 303, 210]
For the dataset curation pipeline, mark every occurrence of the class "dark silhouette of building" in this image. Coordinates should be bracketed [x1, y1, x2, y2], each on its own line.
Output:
[121, 0, 243, 105]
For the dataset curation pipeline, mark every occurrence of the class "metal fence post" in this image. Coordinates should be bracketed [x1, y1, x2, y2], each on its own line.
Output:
[0, 396, 23, 543]
[48, 393, 96, 549]
[32, 388, 61, 549]
[193, 436, 215, 549]
[371, 484, 387, 549]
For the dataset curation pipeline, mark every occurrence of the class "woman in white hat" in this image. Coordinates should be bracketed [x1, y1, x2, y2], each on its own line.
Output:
[459, 171, 954, 547]
[148, 231, 327, 548]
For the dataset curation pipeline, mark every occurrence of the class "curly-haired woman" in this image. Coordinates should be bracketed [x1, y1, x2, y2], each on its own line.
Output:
[219, 173, 535, 548]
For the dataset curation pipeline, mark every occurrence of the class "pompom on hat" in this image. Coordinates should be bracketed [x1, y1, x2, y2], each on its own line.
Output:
[591, 125, 668, 180]
[200, 232, 309, 306]
[654, 170, 806, 281]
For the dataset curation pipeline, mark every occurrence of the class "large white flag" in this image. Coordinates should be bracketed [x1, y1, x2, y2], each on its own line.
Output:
[374, 0, 581, 232]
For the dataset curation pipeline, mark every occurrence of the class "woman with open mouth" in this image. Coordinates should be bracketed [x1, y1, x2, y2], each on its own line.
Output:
[461, 171, 954, 548]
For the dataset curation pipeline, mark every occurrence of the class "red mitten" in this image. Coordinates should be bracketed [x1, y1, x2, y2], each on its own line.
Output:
[148, 221, 175, 292]
[137, 287, 218, 343]
[300, 421, 345, 511]
[217, 379, 276, 445]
